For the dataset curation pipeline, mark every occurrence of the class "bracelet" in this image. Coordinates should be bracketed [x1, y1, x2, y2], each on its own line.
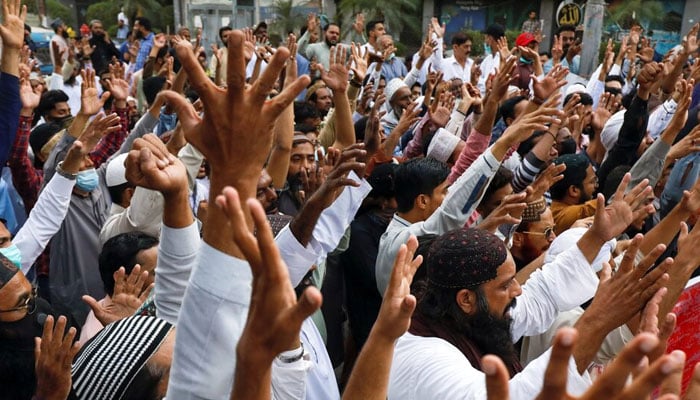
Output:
[276, 343, 305, 363]
[56, 161, 77, 180]
[547, 130, 557, 141]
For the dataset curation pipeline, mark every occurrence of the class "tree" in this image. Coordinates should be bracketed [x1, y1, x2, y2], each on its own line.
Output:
[606, 0, 663, 30]
[270, 0, 308, 39]
[336, 0, 421, 44]
[47, 0, 75, 27]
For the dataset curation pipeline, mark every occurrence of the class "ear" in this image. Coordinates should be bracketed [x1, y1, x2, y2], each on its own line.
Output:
[456, 289, 477, 315]
[415, 193, 430, 211]
[122, 186, 135, 206]
[567, 184, 580, 200]
[512, 231, 524, 248]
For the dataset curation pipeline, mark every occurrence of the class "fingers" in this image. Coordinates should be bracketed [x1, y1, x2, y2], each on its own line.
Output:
[225, 31, 247, 96]
[247, 198, 288, 283]
[483, 355, 510, 400]
[81, 295, 102, 316]
[684, 363, 700, 399]
[291, 286, 323, 326]
[159, 90, 201, 134]
[639, 287, 666, 334]
[617, 351, 685, 400]
[536, 327, 577, 400]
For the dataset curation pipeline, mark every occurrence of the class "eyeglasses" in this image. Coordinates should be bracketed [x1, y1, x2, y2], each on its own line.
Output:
[0, 287, 37, 314]
[522, 226, 556, 238]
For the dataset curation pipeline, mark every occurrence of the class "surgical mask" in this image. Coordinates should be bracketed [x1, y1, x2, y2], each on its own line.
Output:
[0, 244, 21, 268]
[484, 44, 492, 54]
[388, 52, 396, 60]
[519, 56, 533, 65]
[76, 168, 99, 192]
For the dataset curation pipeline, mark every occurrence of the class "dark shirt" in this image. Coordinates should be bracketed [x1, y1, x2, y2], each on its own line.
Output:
[340, 210, 389, 349]
[89, 36, 122, 74]
[0, 74, 20, 169]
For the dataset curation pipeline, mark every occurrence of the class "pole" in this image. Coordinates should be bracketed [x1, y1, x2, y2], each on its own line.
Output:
[579, 0, 605, 78]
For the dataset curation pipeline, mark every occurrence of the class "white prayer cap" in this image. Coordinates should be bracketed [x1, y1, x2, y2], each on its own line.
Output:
[385, 78, 408, 103]
[427, 128, 461, 163]
[105, 153, 129, 187]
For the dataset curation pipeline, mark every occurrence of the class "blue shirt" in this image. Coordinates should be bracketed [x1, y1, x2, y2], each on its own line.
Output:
[134, 32, 154, 71]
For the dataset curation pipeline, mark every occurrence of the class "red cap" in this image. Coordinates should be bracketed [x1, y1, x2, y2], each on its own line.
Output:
[515, 32, 538, 47]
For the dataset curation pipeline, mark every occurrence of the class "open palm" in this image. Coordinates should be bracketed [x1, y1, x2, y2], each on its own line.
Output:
[321, 46, 349, 92]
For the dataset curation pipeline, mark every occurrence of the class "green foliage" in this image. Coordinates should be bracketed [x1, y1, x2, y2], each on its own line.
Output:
[84, 0, 174, 34]
[337, 0, 421, 43]
[86, 2, 121, 27]
[47, 0, 75, 27]
[462, 30, 521, 57]
[270, 0, 307, 38]
[605, 0, 664, 30]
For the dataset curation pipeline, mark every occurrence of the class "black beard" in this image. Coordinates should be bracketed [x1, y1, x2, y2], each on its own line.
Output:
[325, 38, 337, 47]
[61, 31, 69, 39]
[453, 295, 517, 362]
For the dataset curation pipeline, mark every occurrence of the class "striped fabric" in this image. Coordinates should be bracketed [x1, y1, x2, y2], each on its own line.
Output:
[71, 316, 172, 400]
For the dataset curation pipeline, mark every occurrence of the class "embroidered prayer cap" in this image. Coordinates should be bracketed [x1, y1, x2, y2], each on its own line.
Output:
[544, 227, 616, 273]
[0, 252, 19, 289]
[427, 128, 461, 163]
[71, 315, 172, 400]
[426, 227, 508, 289]
[521, 197, 546, 222]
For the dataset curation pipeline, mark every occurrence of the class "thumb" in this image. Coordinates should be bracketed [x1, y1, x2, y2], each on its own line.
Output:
[82, 295, 101, 315]
[291, 286, 323, 325]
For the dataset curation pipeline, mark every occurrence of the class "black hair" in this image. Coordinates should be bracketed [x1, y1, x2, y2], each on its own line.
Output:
[37, 90, 69, 119]
[605, 75, 624, 87]
[107, 182, 134, 206]
[324, 22, 340, 31]
[394, 158, 450, 213]
[219, 26, 232, 41]
[549, 153, 591, 200]
[99, 232, 159, 295]
[135, 17, 152, 32]
[517, 130, 545, 158]
[294, 101, 320, 124]
[365, 19, 384, 37]
[557, 24, 576, 35]
[482, 167, 513, 206]
[122, 361, 168, 400]
[601, 165, 631, 200]
[294, 123, 317, 134]
[353, 116, 368, 142]
[499, 95, 528, 125]
[451, 31, 473, 46]
[564, 91, 593, 107]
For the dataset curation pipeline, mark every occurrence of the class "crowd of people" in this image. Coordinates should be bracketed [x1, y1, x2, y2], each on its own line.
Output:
[2, 0, 700, 398]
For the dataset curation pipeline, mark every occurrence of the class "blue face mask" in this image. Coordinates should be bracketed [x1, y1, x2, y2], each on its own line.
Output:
[0, 244, 22, 268]
[484, 44, 492, 54]
[520, 56, 533, 65]
[76, 168, 99, 192]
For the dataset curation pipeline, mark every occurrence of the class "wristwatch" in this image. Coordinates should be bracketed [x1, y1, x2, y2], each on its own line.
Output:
[276, 343, 306, 364]
[56, 161, 78, 180]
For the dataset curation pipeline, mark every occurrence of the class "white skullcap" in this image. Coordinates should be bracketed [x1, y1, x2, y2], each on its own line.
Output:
[385, 78, 408, 103]
[565, 82, 587, 97]
[507, 85, 520, 97]
[600, 109, 626, 152]
[105, 153, 129, 187]
[544, 227, 616, 272]
[427, 128, 461, 163]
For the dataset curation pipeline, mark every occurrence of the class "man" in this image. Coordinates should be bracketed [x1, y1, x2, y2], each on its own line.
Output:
[362, 19, 385, 56]
[380, 78, 413, 135]
[133, 16, 154, 71]
[88, 20, 122, 75]
[440, 32, 474, 83]
[478, 24, 505, 94]
[388, 214, 666, 398]
[31, 90, 71, 168]
[306, 83, 333, 118]
[511, 204, 555, 270]
[368, 34, 407, 81]
[521, 10, 542, 33]
[80, 231, 159, 342]
[306, 22, 341, 71]
[544, 24, 580, 74]
[512, 32, 540, 90]
[49, 18, 69, 68]
[278, 135, 316, 216]
[549, 153, 598, 235]
[209, 26, 232, 84]
[254, 21, 268, 44]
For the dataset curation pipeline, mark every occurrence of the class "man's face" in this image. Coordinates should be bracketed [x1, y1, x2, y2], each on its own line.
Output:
[0, 223, 12, 249]
[371, 23, 386, 40]
[134, 21, 144, 37]
[313, 88, 333, 114]
[578, 165, 597, 203]
[379, 36, 394, 52]
[423, 179, 450, 218]
[288, 142, 315, 181]
[559, 30, 576, 51]
[325, 25, 340, 46]
[604, 80, 622, 97]
[410, 85, 421, 102]
[0, 273, 33, 322]
[479, 254, 522, 318]
[539, 53, 549, 64]
[529, 11, 537, 20]
[47, 101, 71, 122]
[256, 169, 279, 214]
[255, 27, 268, 43]
[91, 22, 105, 37]
[478, 183, 513, 217]
[453, 41, 472, 60]
[179, 28, 191, 41]
[391, 87, 412, 116]
[135, 246, 158, 290]
[517, 208, 556, 264]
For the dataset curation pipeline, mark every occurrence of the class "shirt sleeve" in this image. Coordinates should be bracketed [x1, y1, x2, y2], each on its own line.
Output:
[98, 187, 164, 246]
[0, 74, 21, 169]
[14, 174, 74, 274]
[9, 115, 43, 212]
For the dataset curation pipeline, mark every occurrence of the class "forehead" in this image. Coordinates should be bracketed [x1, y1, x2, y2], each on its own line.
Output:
[316, 88, 331, 97]
[0, 273, 31, 309]
[257, 170, 272, 188]
[327, 25, 340, 34]
[484, 254, 516, 287]
[560, 30, 575, 38]
[291, 142, 314, 154]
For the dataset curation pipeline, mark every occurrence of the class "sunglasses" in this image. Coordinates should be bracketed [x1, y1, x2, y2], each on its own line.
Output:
[521, 226, 555, 238]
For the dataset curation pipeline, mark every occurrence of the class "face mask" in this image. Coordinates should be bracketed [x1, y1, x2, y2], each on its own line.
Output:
[76, 168, 99, 192]
[0, 244, 21, 268]
[519, 56, 533, 65]
[484, 44, 492, 54]
[388, 52, 396, 60]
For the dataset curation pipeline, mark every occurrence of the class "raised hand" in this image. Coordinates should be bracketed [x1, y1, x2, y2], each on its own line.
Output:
[104, 62, 129, 103]
[153, 33, 167, 50]
[33, 315, 80, 400]
[243, 27, 256, 63]
[636, 62, 664, 99]
[321, 45, 350, 93]
[668, 124, 700, 164]
[79, 69, 110, 116]
[429, 91, 454, 128]
[491, 56, 518, 101]
[219, 188, 322, 379]
[590, 173, 654, 242]
[19, 76, 40, 111]
[307, 145, 365, 208]
[591, 92, 614, 132]
[478, 191, 527, 233]
[350, 42, 369, 83]
[527, 162, 566, 202]
[0, 0, 27, 52]
[551, 35, 563, 63]
[82, 265, 153, 326]
[124, 133, 187, 196]
[532, 64, 568, 102]
[76, 112, 121, 153]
